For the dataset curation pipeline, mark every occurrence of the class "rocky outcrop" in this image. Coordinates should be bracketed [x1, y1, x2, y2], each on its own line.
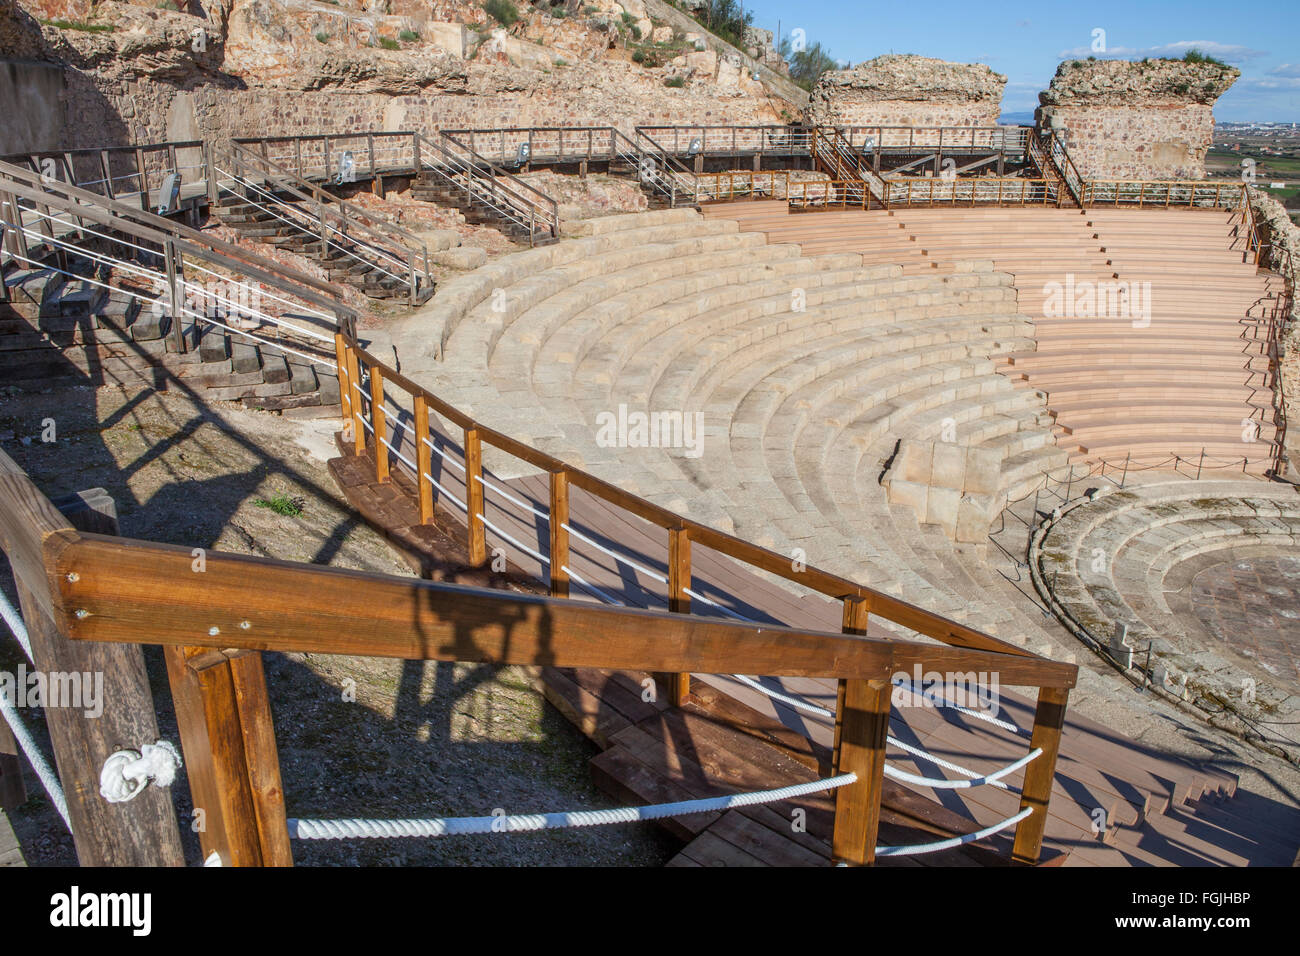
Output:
[1037, 58, 1239, 180]
[807, 54, 1006, 128]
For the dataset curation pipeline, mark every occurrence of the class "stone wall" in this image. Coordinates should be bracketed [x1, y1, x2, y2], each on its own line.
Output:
[807, 54, 1005, 128]
[1037, 58, 1239, 180]
[4, 0, 792, 153]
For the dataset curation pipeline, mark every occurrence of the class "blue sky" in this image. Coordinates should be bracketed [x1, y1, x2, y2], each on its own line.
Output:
[740, 0, 1300, 121]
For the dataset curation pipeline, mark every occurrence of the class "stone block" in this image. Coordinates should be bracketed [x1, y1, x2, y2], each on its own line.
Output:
[230, 341, 261, 374]
[432, 246, 488, 270]
[925, 486, 960, 538]
[929, 440, 966, 490]
[962, 445, 1003, 496]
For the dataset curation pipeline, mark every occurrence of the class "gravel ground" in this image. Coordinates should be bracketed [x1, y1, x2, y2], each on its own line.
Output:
[0, 382, 675, 866]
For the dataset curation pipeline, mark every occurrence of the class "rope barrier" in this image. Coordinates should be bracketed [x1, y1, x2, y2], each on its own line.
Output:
[0, 585, 33, 662]
[0, 690, 71, 831]
[287, 773, 858, 840]
[875, 807, 1032, 858]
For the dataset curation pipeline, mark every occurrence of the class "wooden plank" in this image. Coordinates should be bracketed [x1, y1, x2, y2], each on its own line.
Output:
[56, 535, 900, 680]
[674, 829, 767, 867]
[588, 745, 718, 841]
[549, 470, 569, 598]
[707, 809, 829, 866]
[414, 395, 433, 525]
[8, 491, 183, 866]
[225, 651, 292, 866]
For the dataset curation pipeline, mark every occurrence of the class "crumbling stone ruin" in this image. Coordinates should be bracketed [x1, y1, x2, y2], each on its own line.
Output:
[1036, 57, 1239, 180]
[806, 54, 1006, 128]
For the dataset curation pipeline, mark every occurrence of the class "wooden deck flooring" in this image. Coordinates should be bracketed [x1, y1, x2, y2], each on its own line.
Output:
[329, 432, 1300, 866]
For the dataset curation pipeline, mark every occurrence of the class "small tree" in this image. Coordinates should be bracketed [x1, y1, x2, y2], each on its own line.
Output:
[778, 37, 838, 91]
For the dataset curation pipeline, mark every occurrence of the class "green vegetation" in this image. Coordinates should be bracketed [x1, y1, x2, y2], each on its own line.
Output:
[664, 75, 686, 88]
[40, 18, 114, 32]
[778, 36, 837, 91]
[1183, 48, 1229, 68]
[378, 36, 400, 50]
[255, 493, 306, 518]
[553, 57, 567, 66]
[155, 0, 179, 9]
[399, 29, 420, 42]
[484, 0, 520, 27]
[687, 0, 752, 50]
[315, 31, 331, 42]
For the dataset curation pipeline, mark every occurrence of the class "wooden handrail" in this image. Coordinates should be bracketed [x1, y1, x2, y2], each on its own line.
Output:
[342, 340, 1067, 671]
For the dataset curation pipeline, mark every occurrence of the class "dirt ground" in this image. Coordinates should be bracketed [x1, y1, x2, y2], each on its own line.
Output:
[0, 381, 675, 866]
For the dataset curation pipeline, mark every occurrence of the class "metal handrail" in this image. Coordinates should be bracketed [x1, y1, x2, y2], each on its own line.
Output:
[218, 142, 430, 304]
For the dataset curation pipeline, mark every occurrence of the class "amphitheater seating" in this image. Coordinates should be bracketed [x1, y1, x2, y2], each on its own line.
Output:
[713, 202, 1284, 476]
[395, 208, 1074, 652]
[1036, 477, 1300, 758]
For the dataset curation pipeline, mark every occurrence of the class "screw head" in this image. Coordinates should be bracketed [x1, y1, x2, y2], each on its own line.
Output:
[74, 609, 88, 619]
[239, 620, 251, 630]
[208, 626, 220, 637]
[66, 572, 79, 583]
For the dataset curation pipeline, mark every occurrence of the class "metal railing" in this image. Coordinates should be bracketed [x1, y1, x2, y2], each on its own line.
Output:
[0, 158, 354, 360]
[1, 140, 206, 212]
[838, 125, 1031, 153]
[1079, 180, 1245, 208]
[211, 142, 431, 306]
[419, 132, 560, 243]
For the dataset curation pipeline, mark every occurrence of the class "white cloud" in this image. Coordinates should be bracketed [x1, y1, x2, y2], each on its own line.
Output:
[1057, 40, 1266, 64]
[1268, 63, 1300, 77]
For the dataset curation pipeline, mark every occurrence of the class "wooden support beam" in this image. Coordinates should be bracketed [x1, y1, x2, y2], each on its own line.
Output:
[831, 676, 890, 866]
[414, 396, 433, 525]
[465, 426, 486, 565]
[11, 490, 184, 866]
[164, 645, 290, 866]
[369, 364, 389, 483]
[549, 470, 570, 598]
[663, 527, 691, 706]
[1011, 686, 1069, 865]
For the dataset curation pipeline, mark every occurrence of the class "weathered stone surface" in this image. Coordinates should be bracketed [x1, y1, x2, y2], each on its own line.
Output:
[432, 246, 487, 269]
[807, 54, 1006, 128]
[1036, 58, 1239, 180]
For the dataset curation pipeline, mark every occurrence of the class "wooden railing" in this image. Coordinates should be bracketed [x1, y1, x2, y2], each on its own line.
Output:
[230, 131, 419, 184]
[0, 164, 1080, 867]
[328, 333, 1077, 866]
[1079, 180, 1245, 208]
[635, 125, 812, 157]
[837, 126, 1031, 153]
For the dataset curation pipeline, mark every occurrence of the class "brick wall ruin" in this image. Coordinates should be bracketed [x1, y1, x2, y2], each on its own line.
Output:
[1036, 58, 1239, 180]
[806, 54, 1005, 129]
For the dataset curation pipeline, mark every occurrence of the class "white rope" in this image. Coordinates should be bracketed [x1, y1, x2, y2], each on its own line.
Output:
[874, 806, 1033, 858]
[683, 587, 755, 622]
[287, 772, 858, 839]
[0, 586, 33, 662]
[99, 740, 182, 803]
[561, 523, 667, 584]
[422, 435, 468, 474]
[561, 566, 623, 606]
[424, 472, 467, 513]
[883, 747, 1041, 791]
[890, 677, 1029, 737]
[0, 684, 71, 830]
[731, 674, 832, 717]
[477, 513, 546, 566]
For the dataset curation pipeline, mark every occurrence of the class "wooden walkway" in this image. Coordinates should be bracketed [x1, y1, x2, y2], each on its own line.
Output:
[330, 433, 1300, 866]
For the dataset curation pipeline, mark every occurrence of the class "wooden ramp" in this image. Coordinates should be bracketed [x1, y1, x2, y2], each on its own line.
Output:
[329, 437, 1300, 866]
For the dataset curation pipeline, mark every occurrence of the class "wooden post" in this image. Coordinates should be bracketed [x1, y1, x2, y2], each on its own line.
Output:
[414, 395, 434, 524]
[334, 333, 351, 424]
[831, 596, 887, 866]
[831, 676, 890, 866]
[549, 470, 570, 598]
[465, 426, 486, 565]
[9, 489, 185, 865]
[164, 645, 291, 866]
[164, 240, 186, 354]
[347, 348, 366, 456]
[0, 718, 26, 811]
[1011, 686, 1069, 865]
[370, 365, 389, 482]
[662, 527, 691, 706]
